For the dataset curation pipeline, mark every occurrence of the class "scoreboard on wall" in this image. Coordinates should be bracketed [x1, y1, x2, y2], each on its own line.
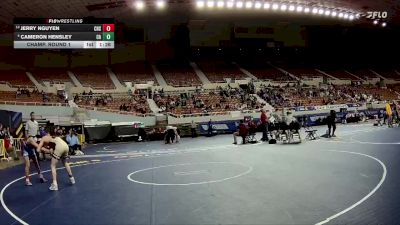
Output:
[14, 18, 115, 49]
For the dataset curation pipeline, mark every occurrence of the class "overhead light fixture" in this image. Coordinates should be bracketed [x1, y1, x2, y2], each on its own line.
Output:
[236, 1, 243, 8]
[289, 5, 295, 11]
[207, 0, 215, 8]
[312, 8, 318, 14]
[227, 1, 234, 8]
[245, 1, 253, 8]
[318, 8, 324, 15]
[338, 12, 344, 18]
[135, 0, 145, 10]
[196, 0, 205, 8]
[331, 11, 337, 17]
[343, 13, 349, 19]
[280, 4, 287, 11]
[264, 2, 271, 9]
[156, 0, 165, 9]
[254, 2, 262, 9]
[296, 6, 303, 12]
[324, 10, 330, 16]
[272, 3, 279, 10]
[217, 0, 224, 8]
[349, 14, 355, 20]
[373, 20, 378, 25]
[382, 22, 387, 27]
[304, 7, 310, 13]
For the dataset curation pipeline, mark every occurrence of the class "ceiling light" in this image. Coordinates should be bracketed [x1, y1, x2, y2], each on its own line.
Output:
[280, 4, 287, 11]
[196, 1, 205, 8]
[312, 8, 318, 14]
[304, 7, 310, 13]
[289, 5, 295, 11]
[296, 6, 303, 12]
[264, 2, 271, 9]
[135, 1, 145, 10]
[156, 0, 165, 9]
[245, 1, 253, 8]
[236, 1, 243, 8]
[324, 10, 330, 16]
[272, 3, 279, 10]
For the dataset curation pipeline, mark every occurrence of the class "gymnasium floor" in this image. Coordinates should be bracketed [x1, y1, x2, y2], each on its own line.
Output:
[0, 123, 399, 225]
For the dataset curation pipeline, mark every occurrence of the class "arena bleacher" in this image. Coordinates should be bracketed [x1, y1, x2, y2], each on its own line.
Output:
[0, 70, 33, 87]
[73, 67, 115, 89]
[30, 68, 72, 85]
[112, 62, 158, 85]
[241, 63, 292, 81]
[197, 61, 247, 82]
[157, 62, 202, 87]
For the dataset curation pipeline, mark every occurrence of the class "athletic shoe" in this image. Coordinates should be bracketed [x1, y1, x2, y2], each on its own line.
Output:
[69, 177, 76, 185]
[39, 176, 48, 183]
[233, 142, 237, 145]
[25, 180, 33, 186]
[49, 183, 58, 191]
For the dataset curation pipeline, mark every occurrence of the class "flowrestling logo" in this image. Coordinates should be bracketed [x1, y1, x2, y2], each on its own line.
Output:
[366, 11, 388, 19]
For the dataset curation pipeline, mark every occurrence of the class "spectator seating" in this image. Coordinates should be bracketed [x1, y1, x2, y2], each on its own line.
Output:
[153, 89, 262, 115]
[285, 68, 324, 78]
[320, 70, 361, 80]
[348, 69, 379, 79]
[373, 70, 400, 80]
[241, 64, 291, 81]
[75, 94, 151, 115]
[0, 70, 34, 87]
[73, 67, 115, 89]
[157, 63, 202, 87]
[197, 61, 247, 82]
[31, 68, 72, 85]
[0, 91, 62, 103]
[112, 62, 158, 85]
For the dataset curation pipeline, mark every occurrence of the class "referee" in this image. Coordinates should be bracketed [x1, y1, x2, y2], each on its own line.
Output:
[25, 112, 41, 159]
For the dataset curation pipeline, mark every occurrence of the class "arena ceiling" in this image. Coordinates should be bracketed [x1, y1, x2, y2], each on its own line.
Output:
[0, 0, 398, 25]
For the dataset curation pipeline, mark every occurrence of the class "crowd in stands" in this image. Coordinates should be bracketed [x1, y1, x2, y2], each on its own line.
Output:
[153, 85, 263, 115]
[74, 91, 151, 115]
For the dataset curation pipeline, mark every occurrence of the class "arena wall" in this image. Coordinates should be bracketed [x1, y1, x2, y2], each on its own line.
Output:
[0, 105, 156, 126]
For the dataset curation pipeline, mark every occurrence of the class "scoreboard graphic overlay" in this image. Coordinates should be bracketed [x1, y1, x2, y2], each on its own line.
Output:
[14, 18, 115, 49]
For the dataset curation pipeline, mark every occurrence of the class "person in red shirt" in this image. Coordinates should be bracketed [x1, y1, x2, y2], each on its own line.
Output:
[233, 120, 248, 144]
[260, 109, 269, 141]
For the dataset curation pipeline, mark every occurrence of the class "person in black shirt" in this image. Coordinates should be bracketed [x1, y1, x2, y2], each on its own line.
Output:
[327, 110, 337, 137]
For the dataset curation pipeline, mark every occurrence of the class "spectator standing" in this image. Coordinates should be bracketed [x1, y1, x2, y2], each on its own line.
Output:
[207, 119, 213, 136]
[233, 120, 248, 145]
[191, 121, 197, 138]
[260, 109, 269, 142]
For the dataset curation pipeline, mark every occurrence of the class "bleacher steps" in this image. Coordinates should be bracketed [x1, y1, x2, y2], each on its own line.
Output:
[235, 63, 258, 80]
[147, 98, 162, 113]
[190, 62, 211, 85]
[344, 70, 365, 81]
[67, 71, 83, 87]
[26, 72, 43, 89]
[107, 67, 124, 89]
[151, 65, 168, 87]
[315, 69, 338, 80]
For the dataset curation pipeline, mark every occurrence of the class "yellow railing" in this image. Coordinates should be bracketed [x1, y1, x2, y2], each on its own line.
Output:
[0, 138, 24, 161]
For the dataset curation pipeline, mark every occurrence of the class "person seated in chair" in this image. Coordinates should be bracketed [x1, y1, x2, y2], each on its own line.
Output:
[233, 120, 248, 145]
[66, 129, 81, 155]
